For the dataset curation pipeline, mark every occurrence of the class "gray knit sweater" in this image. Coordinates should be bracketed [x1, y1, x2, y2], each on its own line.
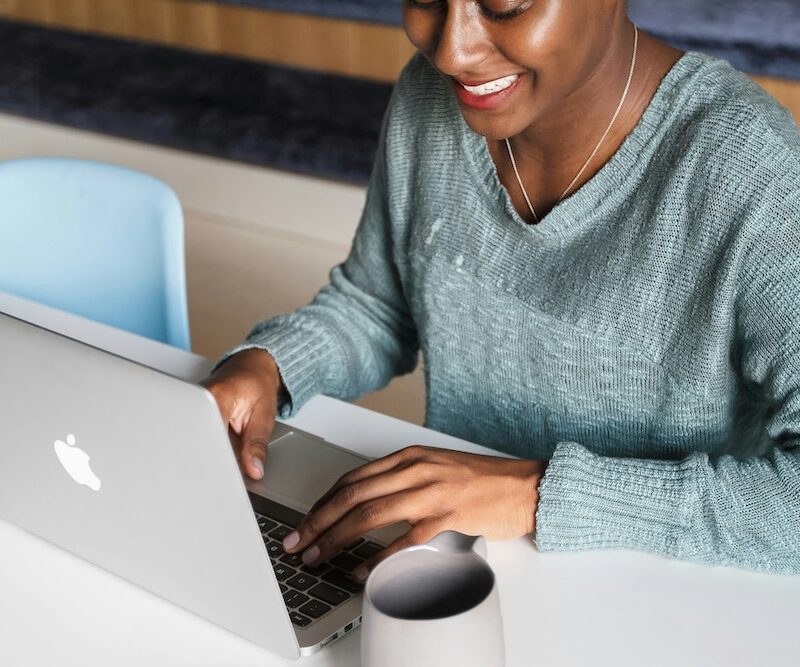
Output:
[225, 52, 800, 574]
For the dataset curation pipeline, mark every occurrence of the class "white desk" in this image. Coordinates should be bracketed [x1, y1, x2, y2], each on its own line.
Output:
[2, 291, 800, 667]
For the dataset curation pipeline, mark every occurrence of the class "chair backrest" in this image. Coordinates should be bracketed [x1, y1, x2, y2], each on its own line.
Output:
[0, 158, 191, 350]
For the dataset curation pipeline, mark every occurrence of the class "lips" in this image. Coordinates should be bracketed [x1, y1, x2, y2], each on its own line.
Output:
[452, 73, 524, 111]
[458, 74, 520, 95]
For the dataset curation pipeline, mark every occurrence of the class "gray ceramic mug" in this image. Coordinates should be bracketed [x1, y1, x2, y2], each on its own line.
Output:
[360, 530, 505, 667]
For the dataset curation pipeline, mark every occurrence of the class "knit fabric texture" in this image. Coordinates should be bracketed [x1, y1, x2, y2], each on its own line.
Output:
[222, 52, 800, 574]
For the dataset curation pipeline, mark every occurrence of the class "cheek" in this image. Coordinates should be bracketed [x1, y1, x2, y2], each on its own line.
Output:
[493, 14, 558, 70]
[499, 24, 587, 96]
[493, 2, 584, 77]
[403, 11, 438, 56]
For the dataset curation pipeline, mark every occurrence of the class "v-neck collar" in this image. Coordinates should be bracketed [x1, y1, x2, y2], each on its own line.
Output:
[458, 51, 709, 239]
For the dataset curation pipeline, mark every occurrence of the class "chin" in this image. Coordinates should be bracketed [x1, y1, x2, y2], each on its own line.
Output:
[458, 109, 525, 142]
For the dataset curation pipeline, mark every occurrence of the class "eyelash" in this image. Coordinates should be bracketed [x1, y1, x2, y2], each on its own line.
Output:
[481, 2, 528, 21]
[406, 0, 526, 22]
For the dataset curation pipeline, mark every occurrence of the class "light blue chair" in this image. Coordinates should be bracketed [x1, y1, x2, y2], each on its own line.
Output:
[0, 157, 191, 350]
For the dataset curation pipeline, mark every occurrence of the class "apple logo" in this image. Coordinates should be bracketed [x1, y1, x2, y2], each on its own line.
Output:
[54, 434, 102, 491]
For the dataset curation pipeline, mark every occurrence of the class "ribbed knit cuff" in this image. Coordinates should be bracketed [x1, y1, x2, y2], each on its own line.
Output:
[215, 322, 343, 419]
[535, 441, 700, 556]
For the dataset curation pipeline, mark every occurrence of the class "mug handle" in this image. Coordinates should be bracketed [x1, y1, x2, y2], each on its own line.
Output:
[426, 530, 488, 561]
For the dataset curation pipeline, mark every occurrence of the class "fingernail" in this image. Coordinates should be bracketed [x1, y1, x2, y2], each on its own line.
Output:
[282, 531, 300, 551]
[251, 457, 264, 478]
[302, 545, 320, 566]
[353, 566, 369, 582]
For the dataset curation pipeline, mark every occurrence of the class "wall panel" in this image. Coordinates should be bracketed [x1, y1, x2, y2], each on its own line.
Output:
[170, 1, 220, 51]
[49, 0, 90, 30]
[128, 0, 176, 44]
[0, 0, 415, 82]
[0, 0, 796, 119]
[84, 0, 135, 38]
[754, 75, 800, 124]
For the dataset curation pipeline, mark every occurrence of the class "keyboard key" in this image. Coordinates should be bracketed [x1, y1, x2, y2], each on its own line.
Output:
[273, 563, 296, 582]
[279, 583, 288, 593]
[300, 562, 330, 576]
[353, 541, 383, 559]
[290, 611, 312, 627]
[250, 495, 303, 528]
[283, 590, 310, 609]
[256, 514, 277, 534]
[309, 582, 351, 606]
[264, 540, 283, 559]
[299, 599, 331, 619]
[323, 568, 364, 594]
[280, 552, 304, 568]
[286, 573, 316, 591]
[345, 537, 365, 550]
[268, 525, 293, 541]
[330, 552, 363, 572]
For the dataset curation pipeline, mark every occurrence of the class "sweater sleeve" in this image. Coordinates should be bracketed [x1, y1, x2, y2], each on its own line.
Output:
[535, 191, 800, 575]
[216, 70, 419, 418]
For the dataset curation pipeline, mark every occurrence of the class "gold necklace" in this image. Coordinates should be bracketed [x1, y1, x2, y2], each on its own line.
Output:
[505, 23, 640, 224]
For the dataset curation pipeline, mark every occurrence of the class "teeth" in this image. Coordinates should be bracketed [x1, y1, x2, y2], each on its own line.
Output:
[461, 74, 519, 96]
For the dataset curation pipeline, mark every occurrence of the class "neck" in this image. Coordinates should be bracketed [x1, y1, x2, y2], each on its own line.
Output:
[507, 19, 641, 185]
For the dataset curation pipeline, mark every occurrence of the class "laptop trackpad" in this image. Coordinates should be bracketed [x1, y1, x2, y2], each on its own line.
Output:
[246, 428, 371, 512]
[245, 426, 409, 545]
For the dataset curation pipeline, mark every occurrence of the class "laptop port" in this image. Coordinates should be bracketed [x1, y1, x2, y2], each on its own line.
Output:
[344, 623, 353, 632]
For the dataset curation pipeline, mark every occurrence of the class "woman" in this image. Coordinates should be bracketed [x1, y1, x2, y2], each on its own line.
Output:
[203, 0, 800, 580]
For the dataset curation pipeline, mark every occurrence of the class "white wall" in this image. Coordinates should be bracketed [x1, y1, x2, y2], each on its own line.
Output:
[0, 112, 425, 424]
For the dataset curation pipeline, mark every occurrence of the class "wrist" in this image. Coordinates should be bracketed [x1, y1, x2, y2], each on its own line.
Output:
[230, 348, 284, 394]
[513, 459, 547, 536]
[259, 352, 285, 399]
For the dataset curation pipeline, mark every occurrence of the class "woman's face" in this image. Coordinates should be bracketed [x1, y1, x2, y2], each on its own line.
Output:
[403, 0, 625, 141]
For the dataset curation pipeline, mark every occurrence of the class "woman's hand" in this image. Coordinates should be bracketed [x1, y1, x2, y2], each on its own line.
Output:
[281, 446, 546, 581]
[200, 348, 283, 480]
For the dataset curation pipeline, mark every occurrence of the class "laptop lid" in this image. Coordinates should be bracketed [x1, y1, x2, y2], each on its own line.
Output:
[0, 312, 299, 659]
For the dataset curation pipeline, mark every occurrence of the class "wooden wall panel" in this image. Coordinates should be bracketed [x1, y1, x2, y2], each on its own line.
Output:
[49, 0, 90, 30]
[0, 0, 52, 23]
[0, 0, 797, 123]
[348, 21, 416, 82]
[753, 75, 800, 125]
[0, 0, 414, 81]
[84, 0, 135, 37]
[256, 12, 353, 75]
[128, 0, 175, 44]
[214, 4, 260, 60]
[170, 1, 219, 51]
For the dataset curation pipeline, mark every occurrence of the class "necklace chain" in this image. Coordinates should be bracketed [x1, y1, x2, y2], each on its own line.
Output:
[505, 23, 639, 224]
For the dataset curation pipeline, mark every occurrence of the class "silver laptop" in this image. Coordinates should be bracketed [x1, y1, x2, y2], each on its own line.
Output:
[0, 311, 403, 659]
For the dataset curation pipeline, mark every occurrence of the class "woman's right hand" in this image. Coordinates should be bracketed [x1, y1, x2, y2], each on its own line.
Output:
[200, 348, 283, 480]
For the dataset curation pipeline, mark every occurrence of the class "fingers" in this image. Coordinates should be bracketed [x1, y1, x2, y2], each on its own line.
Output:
[202, 380, 236, 427]
[353, 521, 444, 582]
[199, 349, 282, 480]
[287, 464, 428, 553]
[206, 384, 276, 479]
[307, 445, 427, 514]
[286, 487, 438, 570]
[240, 396, 276, 480]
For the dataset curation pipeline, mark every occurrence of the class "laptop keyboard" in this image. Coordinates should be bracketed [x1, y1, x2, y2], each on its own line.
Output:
[251, 495, 383, 629]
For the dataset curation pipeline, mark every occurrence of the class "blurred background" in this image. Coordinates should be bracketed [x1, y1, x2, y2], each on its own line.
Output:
[0, 0, 798, 425]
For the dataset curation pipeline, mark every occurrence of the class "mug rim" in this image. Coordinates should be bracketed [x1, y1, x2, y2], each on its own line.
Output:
[364, 543, 497, 622]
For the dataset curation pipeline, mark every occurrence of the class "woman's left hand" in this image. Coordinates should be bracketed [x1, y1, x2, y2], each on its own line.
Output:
[281, 445, 547, 582]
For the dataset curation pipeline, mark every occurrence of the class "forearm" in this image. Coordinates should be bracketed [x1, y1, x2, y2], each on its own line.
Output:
[220, 265, 418, 418]
[535, 441, 800, 574]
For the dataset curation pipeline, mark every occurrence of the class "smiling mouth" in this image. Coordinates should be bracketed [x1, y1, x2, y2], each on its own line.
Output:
[457, 74, 520, 96]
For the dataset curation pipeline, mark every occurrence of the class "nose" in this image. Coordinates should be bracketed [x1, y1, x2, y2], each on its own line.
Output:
[431, 2, 491, 77]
